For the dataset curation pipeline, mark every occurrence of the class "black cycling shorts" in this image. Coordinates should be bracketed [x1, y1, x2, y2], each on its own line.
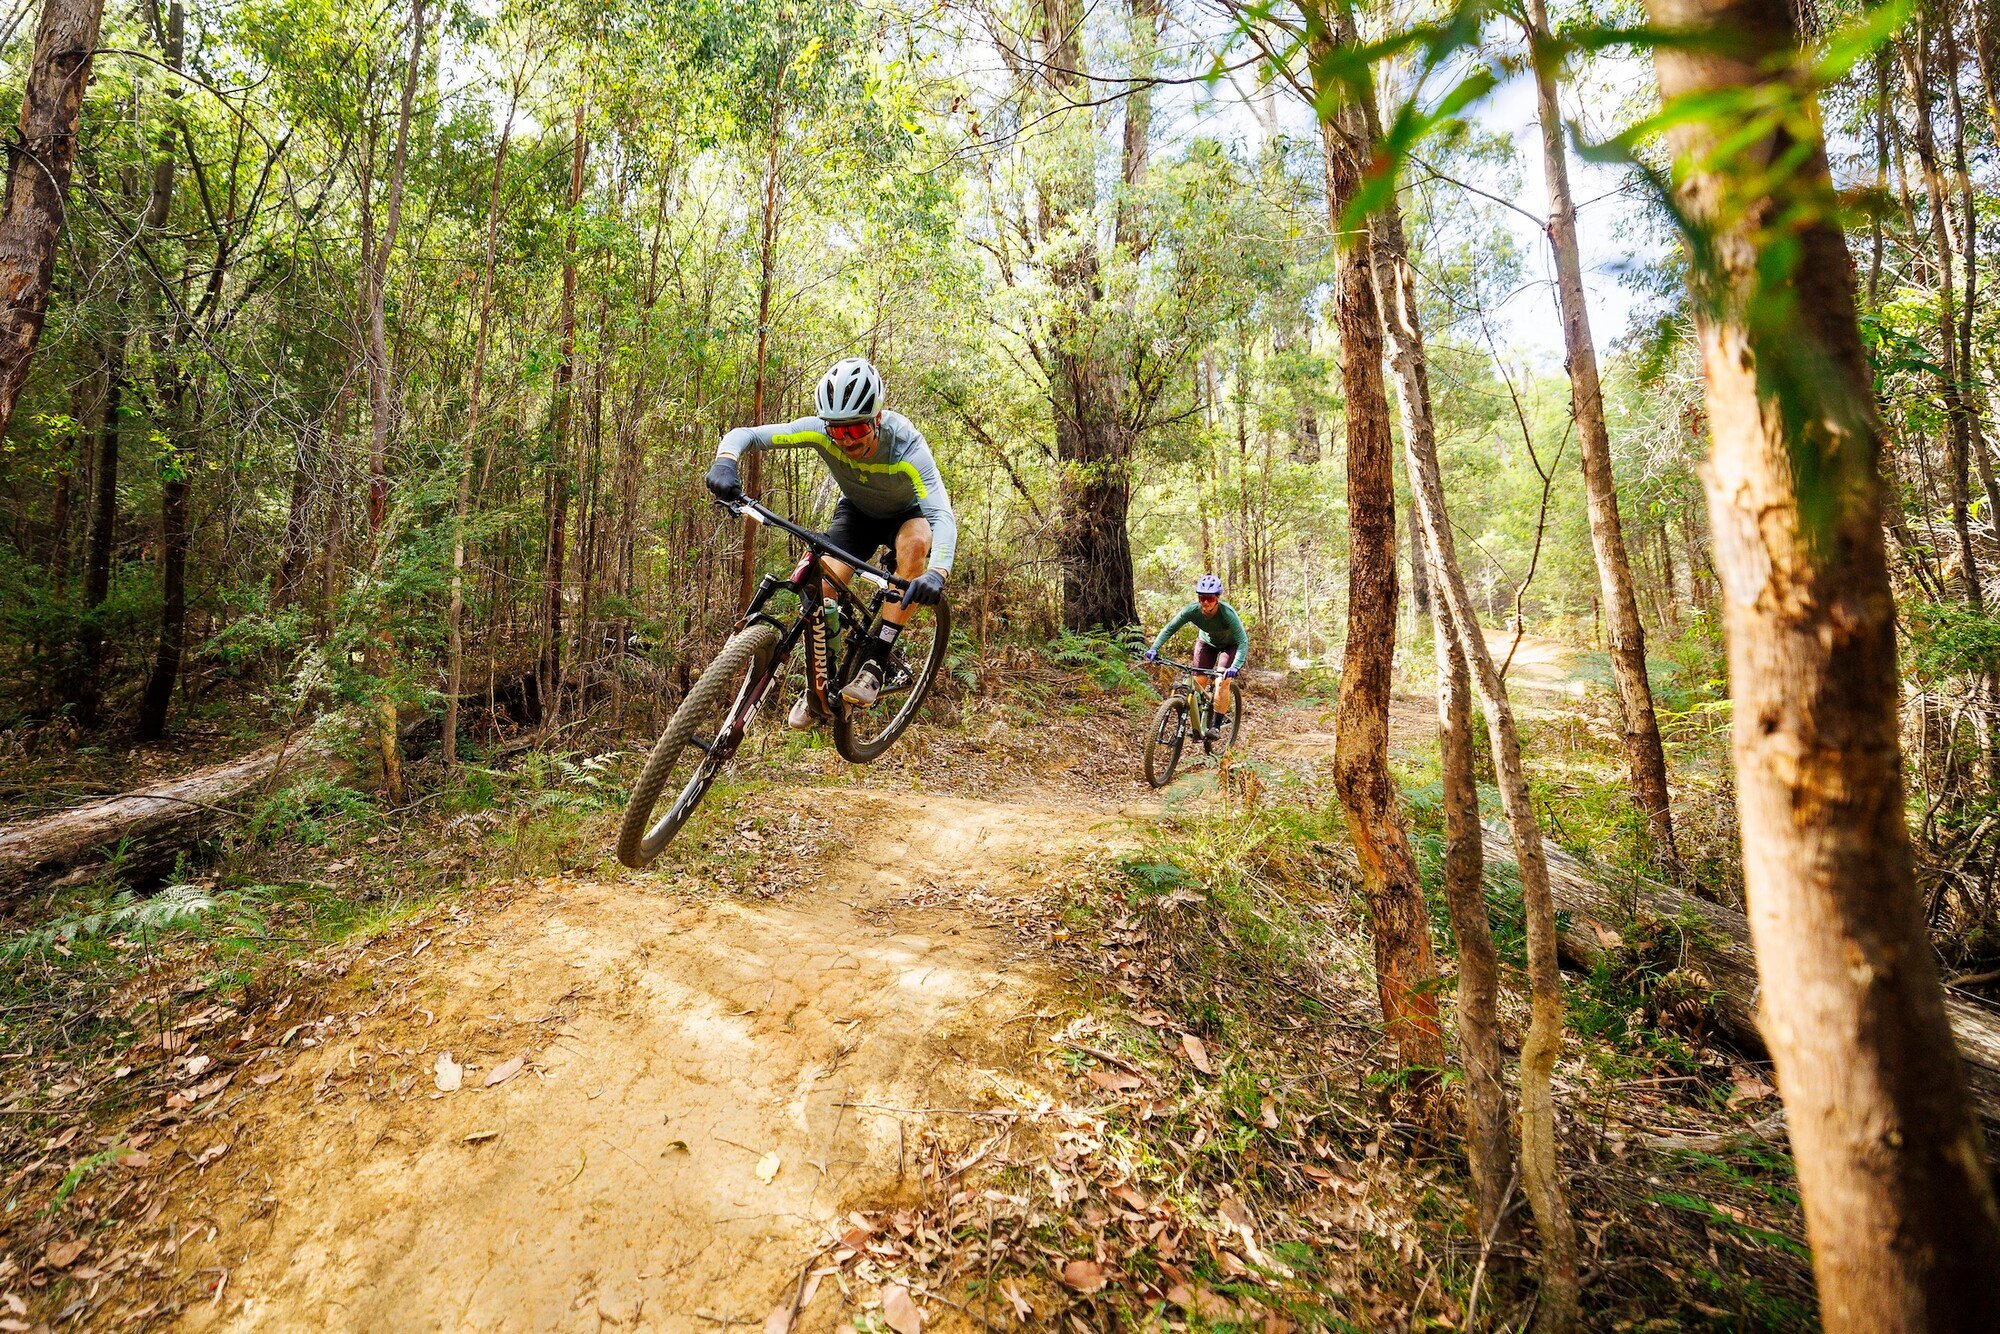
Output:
[1192, 639, 1239, 672]
[825, 499, 925, 567]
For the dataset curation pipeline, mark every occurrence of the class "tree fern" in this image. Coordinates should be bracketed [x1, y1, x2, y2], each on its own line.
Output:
[1, 884, 223, 963]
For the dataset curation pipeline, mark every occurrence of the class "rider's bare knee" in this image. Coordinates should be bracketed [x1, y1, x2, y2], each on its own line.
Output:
[895, 519, 932, 577]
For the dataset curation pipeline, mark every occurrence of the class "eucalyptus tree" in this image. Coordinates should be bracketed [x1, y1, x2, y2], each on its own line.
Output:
[684, 0, 936, 607]
[1642, 0, 2000, 1324]
[961, 0, 1289, 632]
[0, 0, 107, 442]
[1283, 5, 1458, 1184]
[1518, 0, 1679, 870]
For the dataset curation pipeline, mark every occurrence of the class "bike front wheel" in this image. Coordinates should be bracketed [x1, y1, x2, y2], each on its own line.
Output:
[616, 622, 781, 868]
[1144, 697, 1187, 788]
[833, 597, 951, 763]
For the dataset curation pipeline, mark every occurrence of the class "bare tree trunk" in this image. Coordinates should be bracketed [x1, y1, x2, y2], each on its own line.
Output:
[1402, 321, 1582, 1334]
[542, 100, 586, 724]
[1037, 0, 1138, 633]
[0, 0, 106, 440]
[74, 311, 122, 726]
[1941, 17, 2000, 559]
[1431, 577, 1517, 1236]
[1524, 0, 1679, 870]
[1646, 0, 2000, 1327]
[134, 427, 186, 741]
[1310, 5, 1577, 1306]
[135, 0, 187, 745]
[365, 0, 424, 543]
[739, 111, 782, 612]
[445, 72, 520, 766]
[1406, 493, 1431, 622]
[359, 0, 424, 799]
[1971, 0, 2000, 138]
[48, 443, 73, 591]
[1898, 16, 1982, 608]
[1316, 85, 1445, 1093]
[1114, 0, 1158, 255]
[1353, 50, 1516, 1242]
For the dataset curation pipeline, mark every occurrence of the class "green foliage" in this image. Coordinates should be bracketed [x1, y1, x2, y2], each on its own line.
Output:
[1569, 905, 1718, 1069]
[246, 777, 382, 849]
[0, 550, 156, 725]
[46, 1148, 124, 1216]
[1109, 797, 1352, 1018]
[1041, 630, 1153, 694]
[1907, 601, 2000, 682]
[0, 884, 245, 964]
[1649, 1191, 1811, 1259]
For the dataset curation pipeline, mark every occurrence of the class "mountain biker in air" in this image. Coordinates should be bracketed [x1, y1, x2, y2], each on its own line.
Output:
[704, 356, 956, 730]
[1145, 575, 1247, 740]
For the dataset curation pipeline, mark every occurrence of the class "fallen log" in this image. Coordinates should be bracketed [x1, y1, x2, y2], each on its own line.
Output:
[0, 733, 338, 899]
[1484, 822, 2000, 1133]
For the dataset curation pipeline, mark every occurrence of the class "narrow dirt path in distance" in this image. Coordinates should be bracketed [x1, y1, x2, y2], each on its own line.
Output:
[1254, 631, 1590, 770]
[166, 790, 1137, 1332]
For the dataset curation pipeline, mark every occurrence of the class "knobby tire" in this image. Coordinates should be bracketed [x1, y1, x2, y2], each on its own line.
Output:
[1145, 697, 1187, 788]
[833, 598, 952, 763]
[616, 622, 781, 868]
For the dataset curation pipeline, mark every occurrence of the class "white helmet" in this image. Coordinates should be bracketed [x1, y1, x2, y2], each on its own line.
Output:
[815, 357, 884, 423]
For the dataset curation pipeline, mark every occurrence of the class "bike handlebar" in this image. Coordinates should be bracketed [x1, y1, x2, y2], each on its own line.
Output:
[721, 497, 908, 592]
[1147, 656, 1227, 678]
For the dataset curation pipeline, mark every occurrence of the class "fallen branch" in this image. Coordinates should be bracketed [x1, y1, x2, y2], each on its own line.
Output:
[0, 732, 342, 899]
[1484, 822, 2000, 1134]
[1639, 1111, 1788, 1154]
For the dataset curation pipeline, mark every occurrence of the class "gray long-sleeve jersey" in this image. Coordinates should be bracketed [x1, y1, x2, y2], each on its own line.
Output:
[718, 411, 958, 572]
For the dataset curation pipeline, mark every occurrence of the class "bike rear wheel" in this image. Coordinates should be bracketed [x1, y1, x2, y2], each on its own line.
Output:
[833, 598, 951, 763]
[1145, 696, 1187, 788]
[616, 622, 781, 868]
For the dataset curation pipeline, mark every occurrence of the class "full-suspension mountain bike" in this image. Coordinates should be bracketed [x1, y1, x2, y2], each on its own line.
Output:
[615, 498, 951, 868]
[1142, 656, 1242, 788]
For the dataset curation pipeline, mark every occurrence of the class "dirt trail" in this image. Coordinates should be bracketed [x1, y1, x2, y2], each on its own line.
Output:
[170, 791, 1138, 1332]
[1254, 631, 1592, 766]
[141, 645, 1589, 1329]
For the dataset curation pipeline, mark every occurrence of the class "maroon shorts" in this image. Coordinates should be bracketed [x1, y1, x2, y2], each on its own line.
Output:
[1191, 640, 1236, 672]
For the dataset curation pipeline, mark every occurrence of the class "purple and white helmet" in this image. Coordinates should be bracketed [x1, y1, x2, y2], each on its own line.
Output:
[1195, 574, 1224, 596]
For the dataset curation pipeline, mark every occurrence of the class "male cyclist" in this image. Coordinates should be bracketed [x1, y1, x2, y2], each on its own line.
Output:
[1145, 575, 1248, 739]
[704, 357, 957, 729]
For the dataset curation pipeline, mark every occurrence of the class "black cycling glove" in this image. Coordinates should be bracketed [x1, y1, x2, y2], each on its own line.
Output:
[900, 569, 946, 607]
[705, 454, 742, 503]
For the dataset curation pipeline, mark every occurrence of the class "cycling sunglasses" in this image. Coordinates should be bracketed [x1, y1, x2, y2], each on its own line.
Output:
[827, 420, 874, 443]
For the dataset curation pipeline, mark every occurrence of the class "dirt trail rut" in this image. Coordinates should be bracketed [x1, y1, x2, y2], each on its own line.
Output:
[175, 792, 1136, 1332]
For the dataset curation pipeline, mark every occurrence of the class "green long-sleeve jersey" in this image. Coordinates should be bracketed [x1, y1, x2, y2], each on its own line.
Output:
[1150, 600, 1248, 663]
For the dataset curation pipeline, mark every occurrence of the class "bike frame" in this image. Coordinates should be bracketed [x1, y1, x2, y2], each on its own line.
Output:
[712, 498, 912, 758]
[1154, 656, 1227, 731]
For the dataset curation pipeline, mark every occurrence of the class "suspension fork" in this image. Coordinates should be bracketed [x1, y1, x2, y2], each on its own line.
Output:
[721, 561, 816, 751]
[1181, 678, 1205, 731]
[799, 563, 838, 715]
[734, 613, 806, 733]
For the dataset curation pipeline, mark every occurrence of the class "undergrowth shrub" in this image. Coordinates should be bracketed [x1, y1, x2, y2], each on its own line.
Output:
[0, 884, 250, 964]
[1041, 629, 1151, 695]
[1099, 798, 1357, 1032]
[247, 776, 382, 848]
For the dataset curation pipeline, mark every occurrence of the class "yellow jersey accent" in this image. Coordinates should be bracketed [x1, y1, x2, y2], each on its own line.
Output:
[772, 430, 928, 500]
